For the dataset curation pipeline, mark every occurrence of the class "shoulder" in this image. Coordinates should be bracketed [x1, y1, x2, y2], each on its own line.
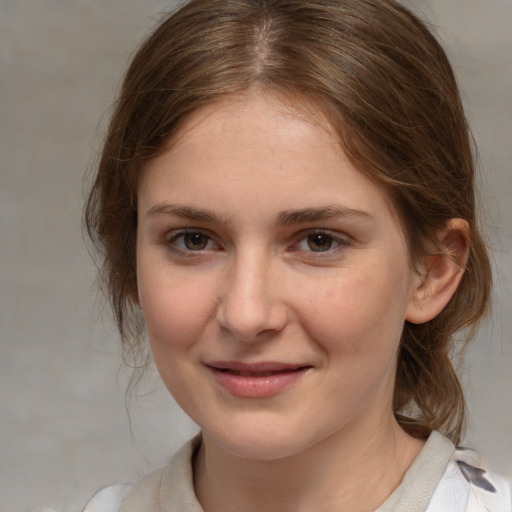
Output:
[82, 434, 203, 512]
[82, 484, 131, 512]
[428, 443, 512, 512]
[453, 446, 511, 512]
[82, 467, 166, 512]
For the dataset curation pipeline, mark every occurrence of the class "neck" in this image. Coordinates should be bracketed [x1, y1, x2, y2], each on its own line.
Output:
[194, 415, 424, 512]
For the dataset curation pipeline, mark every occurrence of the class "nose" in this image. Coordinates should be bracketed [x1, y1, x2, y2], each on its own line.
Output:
[215, 251, 288, 343]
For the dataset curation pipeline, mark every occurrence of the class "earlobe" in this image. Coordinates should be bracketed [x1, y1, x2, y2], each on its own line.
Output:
[406, 218, 469, 325]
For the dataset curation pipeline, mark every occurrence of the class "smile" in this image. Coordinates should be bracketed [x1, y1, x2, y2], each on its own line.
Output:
[205, 362, 312, 398]
[221, 369, 292, 377]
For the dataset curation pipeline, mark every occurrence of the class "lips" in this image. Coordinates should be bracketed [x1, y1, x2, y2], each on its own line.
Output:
[222, 369, 289, 377]
[205, 361, 311, 397]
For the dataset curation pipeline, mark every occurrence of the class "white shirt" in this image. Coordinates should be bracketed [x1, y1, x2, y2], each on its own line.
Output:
[82, 431, 511, 512]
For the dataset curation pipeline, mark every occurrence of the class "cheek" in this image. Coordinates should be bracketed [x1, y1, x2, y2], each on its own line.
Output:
[295, 268, 408, 359]
[137, 263, 219, 355]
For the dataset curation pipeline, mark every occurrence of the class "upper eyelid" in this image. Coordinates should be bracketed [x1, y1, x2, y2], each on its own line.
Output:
[165, 228, 219, 250]
[294, 228, 351, 242]
[289, 229, 352, 253]
[165, 227, 214, 239]
[163, 227, 351, 239]
[162, 227, 352, 248]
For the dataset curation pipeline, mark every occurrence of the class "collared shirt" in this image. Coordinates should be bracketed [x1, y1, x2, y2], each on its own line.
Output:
[83, 431, 512, 512]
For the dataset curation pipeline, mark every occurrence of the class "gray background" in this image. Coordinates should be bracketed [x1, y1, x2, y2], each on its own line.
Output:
[1, 1, 511, 511]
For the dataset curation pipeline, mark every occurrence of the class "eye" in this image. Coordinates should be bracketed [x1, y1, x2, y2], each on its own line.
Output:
[305, 233, 338, 252]
[182, 232, 209, 250]
[167, 230, 217, 252]
[294, 231, 347, 253]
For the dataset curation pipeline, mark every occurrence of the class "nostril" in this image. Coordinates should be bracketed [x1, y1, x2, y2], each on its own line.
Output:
[216, 304, 287, 342]
[215, 264, 288, 342]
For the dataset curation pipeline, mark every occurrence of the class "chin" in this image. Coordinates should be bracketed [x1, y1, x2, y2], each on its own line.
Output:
[203, 417, 327, 461]
[218, 435, 305, 461]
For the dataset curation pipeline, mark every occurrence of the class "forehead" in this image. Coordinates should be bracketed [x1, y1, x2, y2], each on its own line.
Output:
[139, 93, 403, 233]
[164, 92, 337, 157]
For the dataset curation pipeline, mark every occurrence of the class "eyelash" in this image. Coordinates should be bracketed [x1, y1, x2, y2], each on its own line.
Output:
[165, 229, 219, 254]
[292, 230, 350, 254]
[164, 229, 351, 256]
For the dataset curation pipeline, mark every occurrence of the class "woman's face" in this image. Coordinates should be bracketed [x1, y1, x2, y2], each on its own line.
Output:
[136, 94, 421, 460]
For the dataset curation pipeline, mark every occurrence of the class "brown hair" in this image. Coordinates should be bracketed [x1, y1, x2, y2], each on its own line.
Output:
[85, 0, 492, 444]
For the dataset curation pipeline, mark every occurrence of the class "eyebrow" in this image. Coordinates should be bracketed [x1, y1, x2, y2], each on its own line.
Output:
[145, 203, 222, 222]
[276, 205, 373, 226]
[146, 203, 372, 226]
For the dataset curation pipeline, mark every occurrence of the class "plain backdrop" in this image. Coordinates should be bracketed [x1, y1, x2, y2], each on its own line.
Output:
[1, 1, 511, 511]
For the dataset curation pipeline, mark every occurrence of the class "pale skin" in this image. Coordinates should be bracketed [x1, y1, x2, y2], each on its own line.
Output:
[135, 93, 469, 512]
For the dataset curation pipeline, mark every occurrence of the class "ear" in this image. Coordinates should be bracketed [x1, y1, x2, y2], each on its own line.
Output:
[406, 218, 469, 325]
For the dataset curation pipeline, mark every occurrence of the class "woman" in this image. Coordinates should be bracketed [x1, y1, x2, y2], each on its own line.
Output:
[84, 0, 511, 510]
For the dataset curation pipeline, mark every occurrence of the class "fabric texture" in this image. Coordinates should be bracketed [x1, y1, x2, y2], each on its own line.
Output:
[83, 432, 512, 512]
[377, 431, 455, 512]
[82, 484, 130, 512]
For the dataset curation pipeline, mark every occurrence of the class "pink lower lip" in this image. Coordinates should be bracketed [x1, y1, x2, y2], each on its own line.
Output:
[207, 366, 310, 398]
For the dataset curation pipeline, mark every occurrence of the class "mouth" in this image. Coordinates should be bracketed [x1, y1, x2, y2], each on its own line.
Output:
[218, 369, 300, 377]
[204, 361, 312, 397]
[206, 361, 311, 374]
